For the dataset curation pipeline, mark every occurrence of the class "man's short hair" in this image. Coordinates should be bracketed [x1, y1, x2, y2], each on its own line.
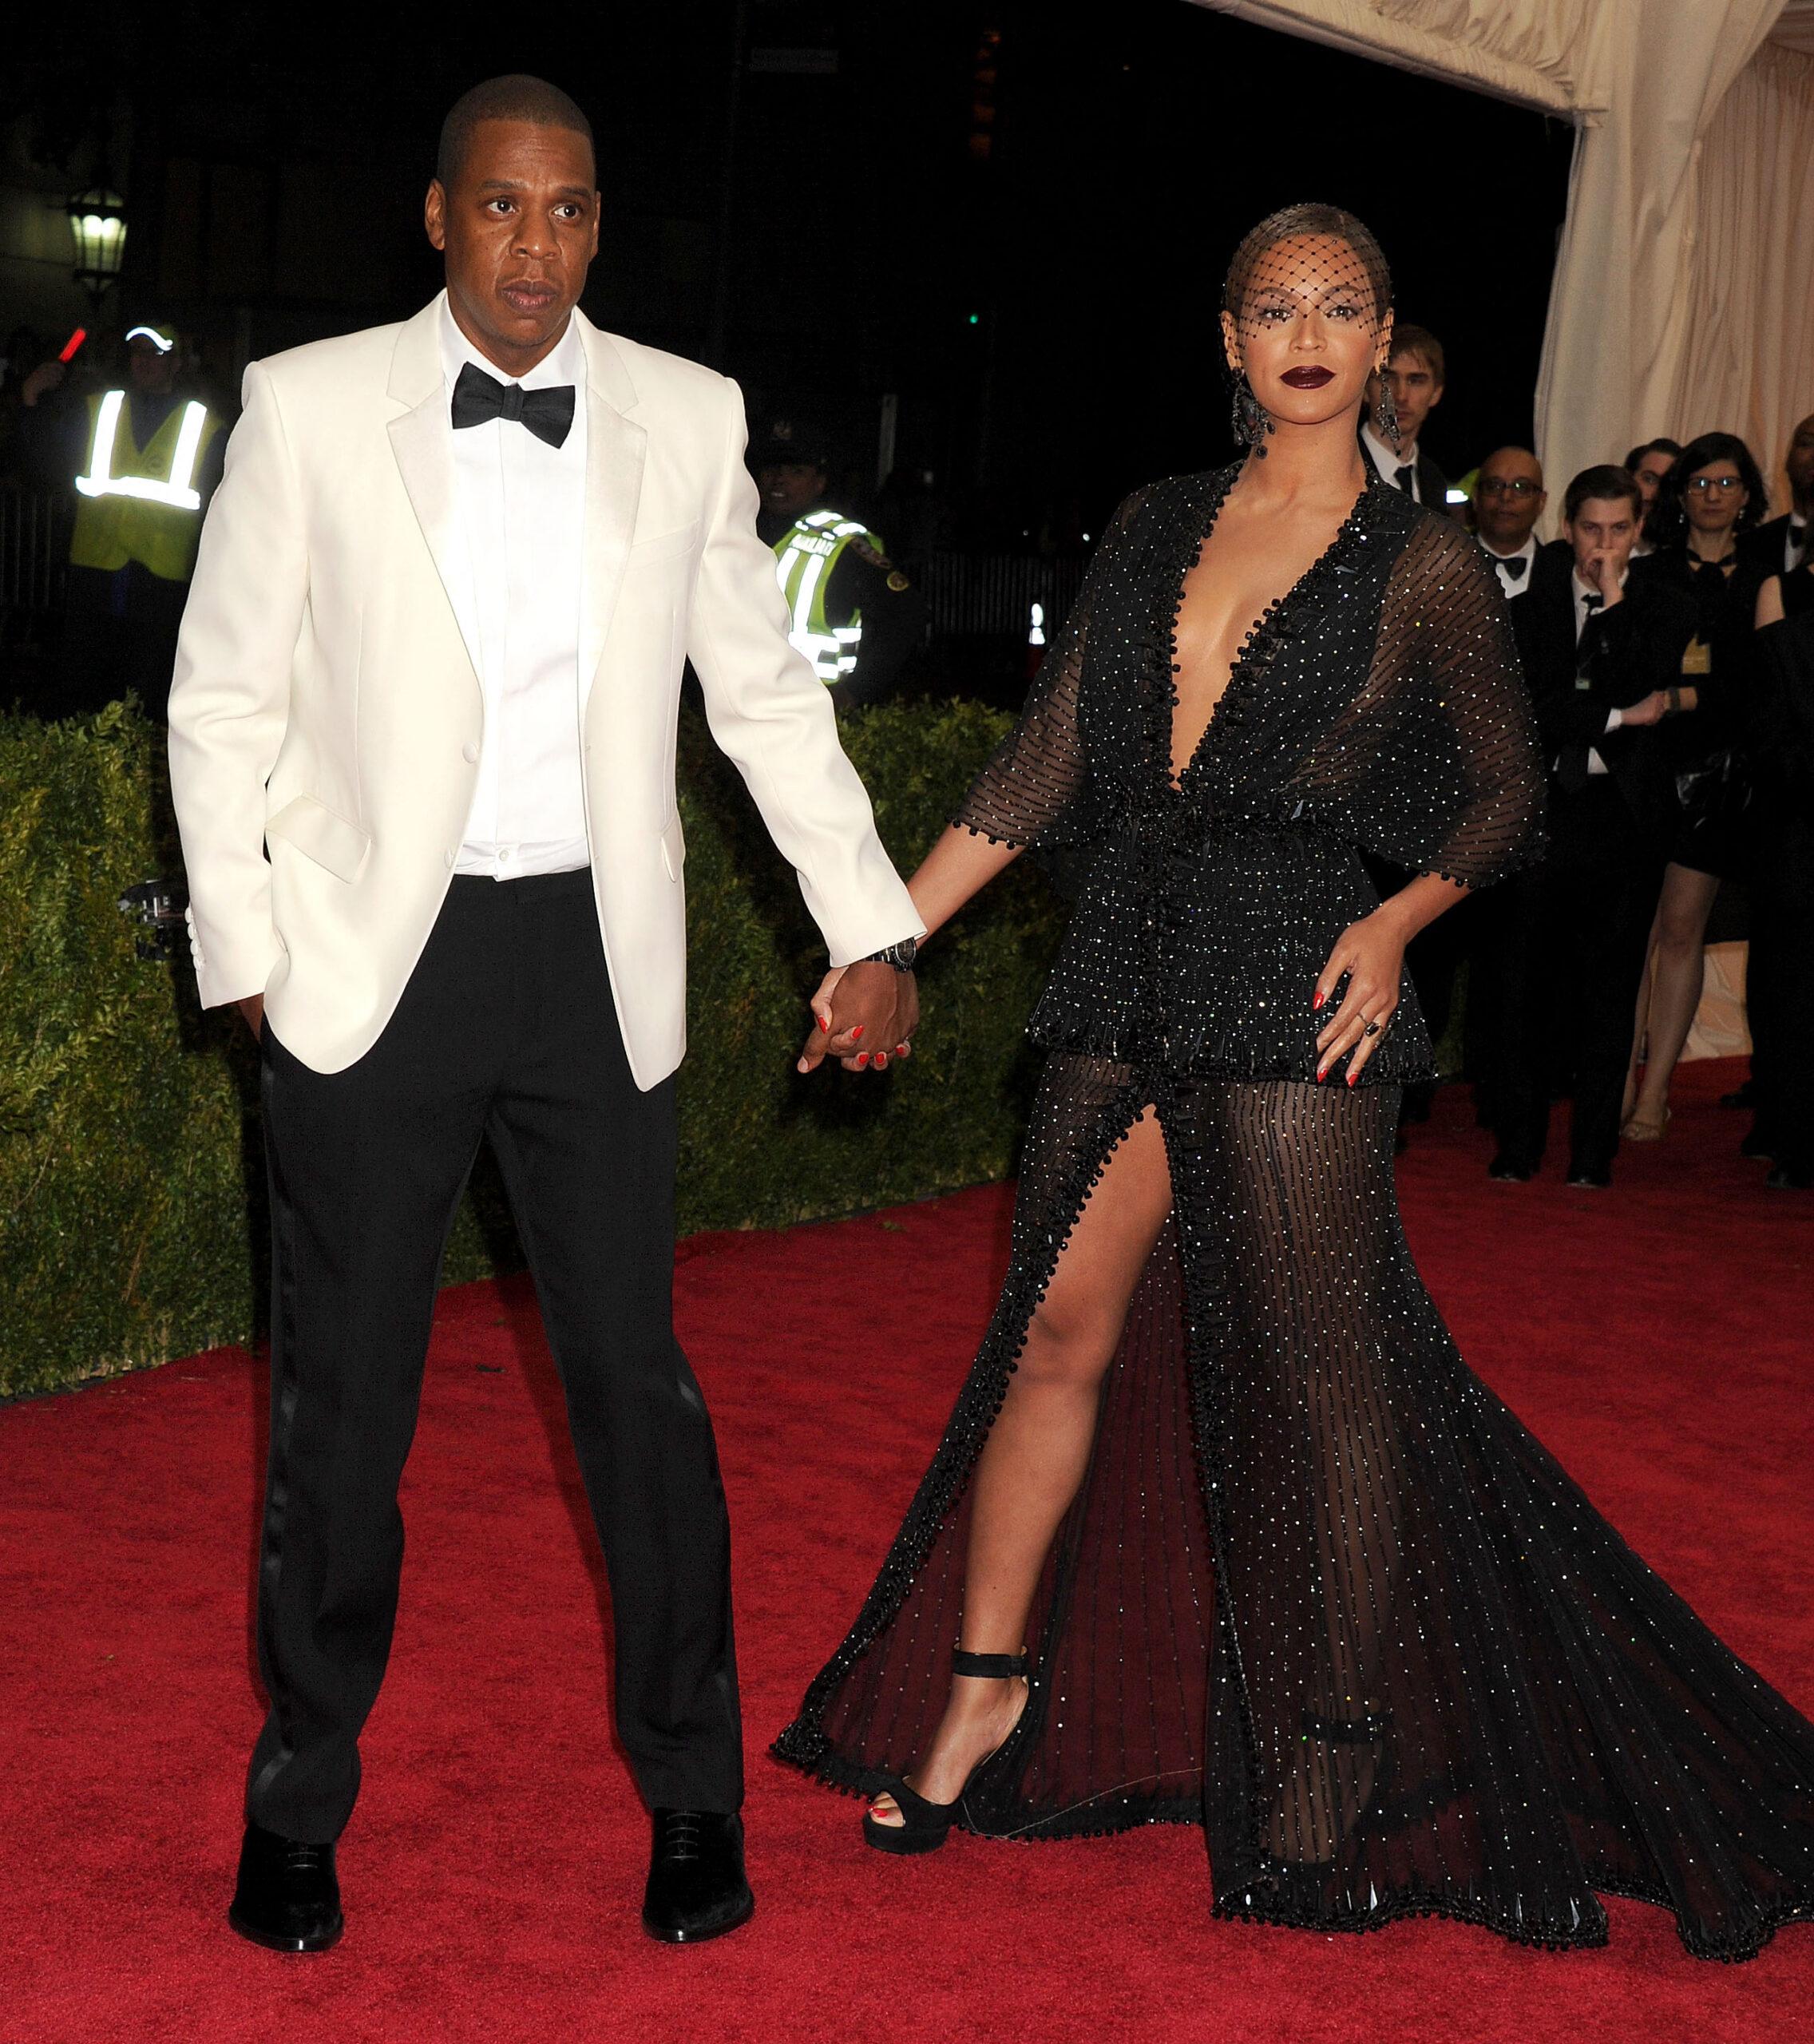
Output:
[1564, 465, 1642, 523]
[1624, 436, 1683, 471]
[1387, 323, 1444, 385]
[437, 75, 595, 189]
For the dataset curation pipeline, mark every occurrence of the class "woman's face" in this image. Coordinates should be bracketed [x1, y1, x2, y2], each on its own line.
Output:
[1681, 458, 1748, 536]
[1221, 233, 1385, 442]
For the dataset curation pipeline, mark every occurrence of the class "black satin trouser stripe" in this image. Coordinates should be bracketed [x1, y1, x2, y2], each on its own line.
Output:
[245, 872, 742, 1843]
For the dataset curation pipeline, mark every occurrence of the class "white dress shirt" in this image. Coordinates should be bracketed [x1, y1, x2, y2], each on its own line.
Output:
[1571, 567, 1630, 777]
[1784, 514, 1808, 576]
[1480, 533, 1538, 598]
[440, 299, 589, 878]
[1361, 419, 1420, 498]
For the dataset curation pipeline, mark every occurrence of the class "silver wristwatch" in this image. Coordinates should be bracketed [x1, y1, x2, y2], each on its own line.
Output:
[861, 937, 920, 972]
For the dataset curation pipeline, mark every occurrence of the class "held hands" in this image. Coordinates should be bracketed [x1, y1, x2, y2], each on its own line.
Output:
[1313, 909, 1406, 1087]
[797, 961, 919, 1075]
[1618, 688, 1670, 727]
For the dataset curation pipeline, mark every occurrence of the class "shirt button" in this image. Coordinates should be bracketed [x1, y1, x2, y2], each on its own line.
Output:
[462, 742, 479, 764]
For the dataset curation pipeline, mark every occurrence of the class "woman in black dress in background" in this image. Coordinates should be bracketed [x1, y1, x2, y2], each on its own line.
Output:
[1621, 434, 1772, 1142]
[1746, 561, 1814, 1188]
[777, 206, 1814, 1960]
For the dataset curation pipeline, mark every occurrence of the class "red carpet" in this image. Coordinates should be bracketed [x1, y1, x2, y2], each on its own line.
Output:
[4, 1060, 1811, 2043]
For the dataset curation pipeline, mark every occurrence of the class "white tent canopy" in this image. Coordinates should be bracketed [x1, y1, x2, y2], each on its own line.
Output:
[1193, 0, 1814, 512]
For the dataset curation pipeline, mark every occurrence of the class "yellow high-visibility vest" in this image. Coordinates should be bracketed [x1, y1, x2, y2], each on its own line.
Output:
[772, 510, 883, 683]
[70, 389, 220, 583]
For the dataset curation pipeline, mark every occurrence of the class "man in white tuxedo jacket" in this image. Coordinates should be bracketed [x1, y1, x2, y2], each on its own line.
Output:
[168, 77, 923, 1955]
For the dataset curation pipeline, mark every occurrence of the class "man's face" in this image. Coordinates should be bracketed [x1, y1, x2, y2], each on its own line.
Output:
[1368, 347, 1442, 445]
[1566, 497, 1639, 581]
[1632, 450, 1674, 512]
[426, 118, 599, 378]
[128, 338, 177, 394]
[1473, 449, 1545, 549]
[1784, 414, 1814, 501]
[758, 461, 827, 521]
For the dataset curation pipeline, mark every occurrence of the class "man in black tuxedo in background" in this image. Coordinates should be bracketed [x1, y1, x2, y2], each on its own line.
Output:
[1359, 323, 1453, 513]
[1742, 410, 1813, 578]
[1487, 465, 1698, 1187]
[1472, 447, 1547, 598]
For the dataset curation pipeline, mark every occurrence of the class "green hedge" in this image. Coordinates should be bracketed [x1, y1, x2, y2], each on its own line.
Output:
[0, 699, 1060, 1400]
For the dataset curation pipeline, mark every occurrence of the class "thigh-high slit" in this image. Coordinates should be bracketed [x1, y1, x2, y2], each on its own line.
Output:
[775, 1052, 1814, 1960]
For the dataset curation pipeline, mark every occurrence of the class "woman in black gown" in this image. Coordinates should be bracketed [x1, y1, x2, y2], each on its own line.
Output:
[1622, 434, 1772, 1143]
[775, 205, 1814, 1960]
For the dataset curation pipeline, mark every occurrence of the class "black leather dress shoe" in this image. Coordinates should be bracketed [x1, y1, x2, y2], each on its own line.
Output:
[1566, 1166, 1611, 1190]
[228, 1821, 343, 1953]
[642, 1809, 754, 1944]
[1487, 1155, 1534, 1182]
[1766, 1163, 1812, 1191]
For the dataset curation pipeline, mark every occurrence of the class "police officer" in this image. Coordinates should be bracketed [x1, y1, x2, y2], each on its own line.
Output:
[21, 322, 224, 715]
[754, 418, 924, 708]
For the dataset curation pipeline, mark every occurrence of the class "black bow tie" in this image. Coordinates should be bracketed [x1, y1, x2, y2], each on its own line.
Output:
[1499, 554, 1528, 581]
[450, 361, 575, 449]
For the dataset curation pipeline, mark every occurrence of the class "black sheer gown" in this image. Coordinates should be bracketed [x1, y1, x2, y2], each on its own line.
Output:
[775, 464, 1814, 1961]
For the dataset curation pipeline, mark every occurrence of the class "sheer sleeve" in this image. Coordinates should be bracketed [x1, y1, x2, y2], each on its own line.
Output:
[953, 490, 1143, 850]
[1367, 516, 1547, 889]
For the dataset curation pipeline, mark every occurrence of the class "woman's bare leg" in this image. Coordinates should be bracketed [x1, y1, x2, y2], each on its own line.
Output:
[869, 1108, 1175, 1821]
[1627, 864, 1719, 1130]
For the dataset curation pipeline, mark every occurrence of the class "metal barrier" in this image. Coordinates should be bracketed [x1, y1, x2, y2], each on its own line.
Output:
[0, 483, 67, 652]
[920, 552, 1088, 645]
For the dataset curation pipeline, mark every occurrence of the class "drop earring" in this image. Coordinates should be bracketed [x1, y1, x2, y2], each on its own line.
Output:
[1231, 376, 1270, 456]
[1372, 372, 1400, 445]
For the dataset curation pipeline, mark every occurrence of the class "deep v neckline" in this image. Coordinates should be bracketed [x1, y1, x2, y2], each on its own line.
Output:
[1164, 468, 1375, 793]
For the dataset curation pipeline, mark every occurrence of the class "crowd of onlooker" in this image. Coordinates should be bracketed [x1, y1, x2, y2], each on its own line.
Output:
[1357, 326, 1814, 1193]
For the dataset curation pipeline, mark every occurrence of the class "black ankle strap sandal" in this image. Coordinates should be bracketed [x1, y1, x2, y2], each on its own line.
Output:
[952, 1649, 1029, 1681]
[861, 1647, 1032, 1858]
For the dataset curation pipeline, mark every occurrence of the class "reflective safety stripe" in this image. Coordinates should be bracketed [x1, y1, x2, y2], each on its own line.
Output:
[773, 509, 885, 683]
[76, 393, 209, 511]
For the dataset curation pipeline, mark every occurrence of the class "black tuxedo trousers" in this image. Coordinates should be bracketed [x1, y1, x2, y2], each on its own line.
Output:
[248, 869, 742, 1843]
[1486, 780, 1662, 1178]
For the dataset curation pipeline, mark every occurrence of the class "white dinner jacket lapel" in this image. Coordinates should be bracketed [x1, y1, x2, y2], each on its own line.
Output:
[576, 317, 647, 714]
[384, 300, 484, 691]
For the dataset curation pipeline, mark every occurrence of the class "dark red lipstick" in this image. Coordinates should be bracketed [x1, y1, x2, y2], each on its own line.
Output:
[1281, 366, 1334, 389]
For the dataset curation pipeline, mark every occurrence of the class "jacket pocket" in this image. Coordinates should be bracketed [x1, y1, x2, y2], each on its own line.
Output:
[629, 518, 700, 568]
[266, 794, 372, 884]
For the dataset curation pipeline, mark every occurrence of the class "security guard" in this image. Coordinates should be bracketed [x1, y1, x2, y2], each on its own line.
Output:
[754, 418, 925, 708]
[22, 321, 224, 715]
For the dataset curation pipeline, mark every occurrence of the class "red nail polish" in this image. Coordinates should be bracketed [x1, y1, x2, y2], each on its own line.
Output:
[1313, 989, 1325, 1010]
[856, 1053, 869, 1068]
[1317, 1064, 1328, 1082]
[851, 1024, 865, 1040]
[1346, 1072, 1357, 1087]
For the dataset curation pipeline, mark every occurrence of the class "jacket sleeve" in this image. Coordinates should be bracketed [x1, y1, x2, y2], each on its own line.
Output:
[165, 360, 305, 1009]
[684, 376, 923, 966]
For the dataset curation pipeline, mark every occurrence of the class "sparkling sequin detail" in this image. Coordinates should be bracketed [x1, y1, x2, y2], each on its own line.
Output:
[774, 466, 1814, 1963]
